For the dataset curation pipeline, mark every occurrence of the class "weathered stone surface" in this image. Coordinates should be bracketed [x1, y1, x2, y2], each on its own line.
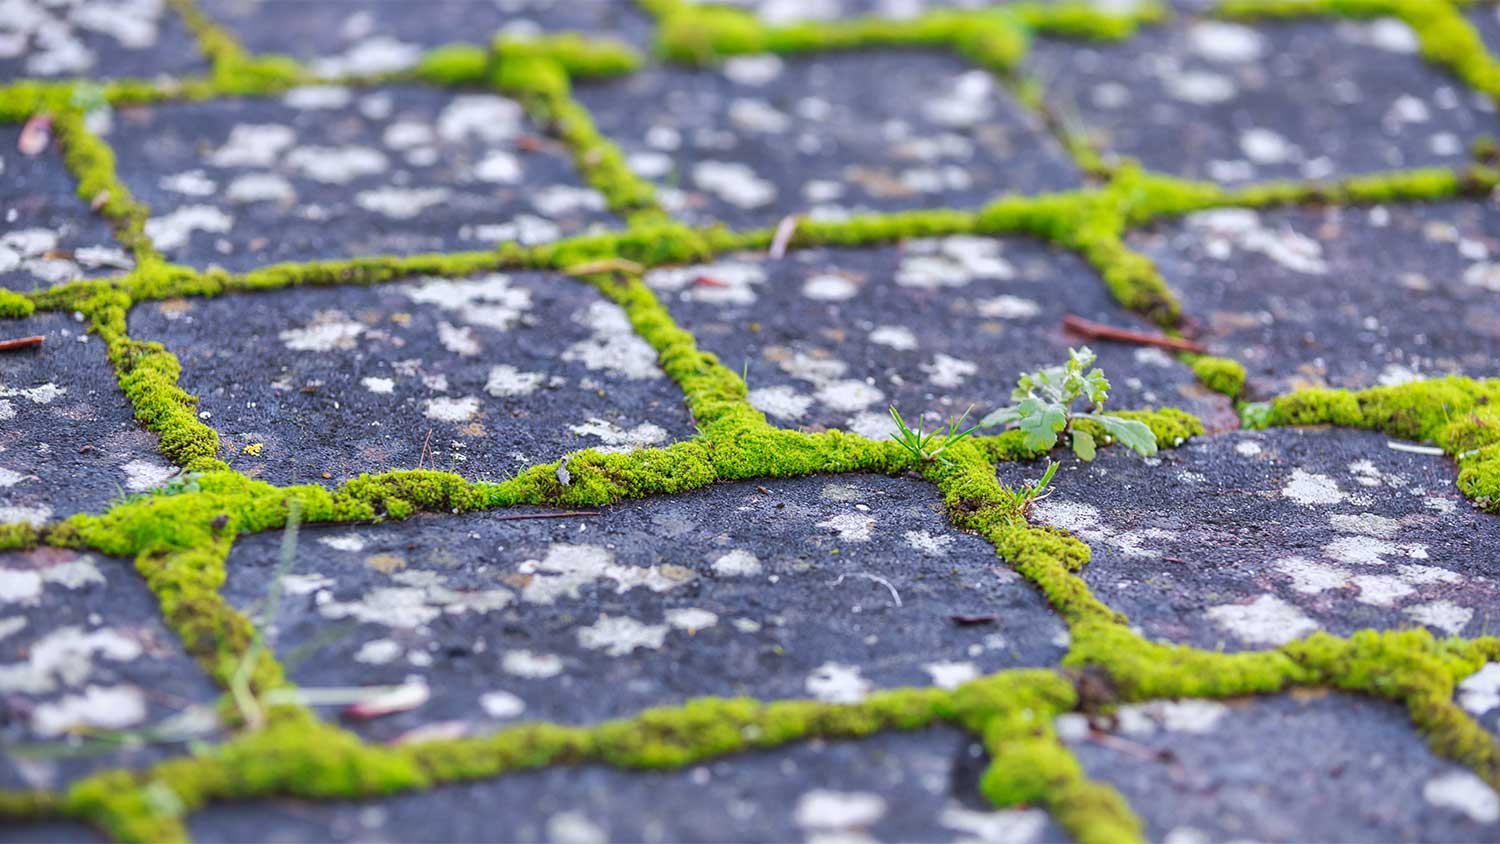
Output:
[0, 0, 206, 80]
[1017, 427, 1496, 650]
[126, 271, 694, 486]
[109, 87, 615, 271]
[646, 240, 1232, 438]
[220, 475, 1065, 741]
[576, 52, 1081, 229]
[0, 126, 132, 294]
[1132, 200, 1500, 398]
[186, 728, 1066, 843]
[1, 311, 171, 524]
[0, 547, 220, 792]
[1060, 692, 1500, 842]
[1027, 17, 1495, 183]
[200, 0, 656, 66]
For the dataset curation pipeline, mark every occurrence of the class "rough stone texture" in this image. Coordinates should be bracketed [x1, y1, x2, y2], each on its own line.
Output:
[219, 475, 1066, 741]
[0, 547, 220, 792]
[1, 311, 172, 524]
[126, 271, 695, 486]
[200, 0, 657, 66]
[0, 126, 133, 294]
[187, 728, 1066, 843]
[647, 240, 1232, 439]
[1027, 17, 1496, 184]
[1132, 199, 1500, 398]
[109, 86, 616, 272]
[1062, 692, 1500, 842]
[0, 0, 206, 80]
[1471, 5, 1500, 58]
[1016, 427, 1496, 651]
[0, 821, 100, 844]
[576, 52, 1081, 229]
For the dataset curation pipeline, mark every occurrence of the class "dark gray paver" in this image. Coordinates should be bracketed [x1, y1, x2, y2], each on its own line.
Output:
[575, 51, 1082, 229]
[220, 474, 1066, 742]
[1013, 427, 1498, 650]
[200, 0, 656, 69]
[1061, 692, 1500, 842]
[0, 546, 220, 792]
[1, 311, 171, 524]
[109, 86, 615, 272]
[0, 0, 206, 80]
[0, 820, 101, 844]
[125, 271, 694, 487]
[645, 241, 1234, 439]
[0, 125, 132, 294]
[1027, 16, 1495, 184]
[1133, 199, 1500, 398]
[1471, 5, 1500, 59]
[187, 728, 1066, 844]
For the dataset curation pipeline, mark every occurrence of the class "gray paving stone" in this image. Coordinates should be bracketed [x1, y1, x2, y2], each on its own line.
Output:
[108, 87, 616, 272]
[1471, 5, 1500, 59]
[0, 0, 206, 81]
[186, 728, 1067, 844]
[0, 546, 221, 792]
[0, 126, 132, 294]
[199, 0, 656, 68]
[0, 820, 100, 844]
[125, 271, 694, 487]
[645, 241, 1234, 439]
[1060, 692, 1500, 842]
[1, 311, 171, 524]
[1013, 427, 1498, 650]
[219, 474, 1067, 742]
[1026, 16, 1495, 184]
[575, 51, 1082, 229]
[1132, 199, 1500, 398]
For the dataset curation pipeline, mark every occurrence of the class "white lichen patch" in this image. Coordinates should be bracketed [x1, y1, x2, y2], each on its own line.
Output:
[923, 660, 977, 690]
[517, 544, 694, 605]
[748, 385, 814, 421]
[805, 662, 871, 704]
[816, 512, 876, 542]
[1187, 209, 1328, 275]
[279, 314, 366, 352]
[502, 650, 564, 679]
[423, 396, 480, 423]
[1281, 469, 1345, 506]
[795, 790, 887, 831]
[405, 274, 533, 331]
[711, 549, 763, 578]
[1423, 771, 1500, 823]
[144, 205, 232, 252]
[568, 418, 668, 453]
[1205, 594, 1319, 646]
[561, 301, 664, 380]
[576, 615, 668, 656]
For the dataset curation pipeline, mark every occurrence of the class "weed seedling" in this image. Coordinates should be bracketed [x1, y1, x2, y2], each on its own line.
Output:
[980, 347, 1157, 460]
[1016, 459, 1060, 515]
[888, 404, 980, 465]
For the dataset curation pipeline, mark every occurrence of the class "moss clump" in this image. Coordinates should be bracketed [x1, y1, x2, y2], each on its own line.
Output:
[1266, 377, 1500, 511]
[1189, 355, 1247, 398]
[0, 289, 34, 318]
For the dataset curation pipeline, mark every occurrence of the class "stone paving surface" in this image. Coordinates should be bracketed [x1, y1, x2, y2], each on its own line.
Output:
[1133, 200, 1500, 398]
[1027, 16, 1495, 183]
[111, 87, 615, 271]
[2, 1, 1500, 843]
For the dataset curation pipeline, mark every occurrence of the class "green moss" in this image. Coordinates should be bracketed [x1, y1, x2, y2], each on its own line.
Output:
[0, 289, 34, 318]
[1189, 355, 1247, 398]
[1265, 377, 1500, 511]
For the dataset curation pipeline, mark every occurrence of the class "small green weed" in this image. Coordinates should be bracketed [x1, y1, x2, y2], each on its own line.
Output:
[888, 404, 980, 465]
[980, 347, 1157, 460]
